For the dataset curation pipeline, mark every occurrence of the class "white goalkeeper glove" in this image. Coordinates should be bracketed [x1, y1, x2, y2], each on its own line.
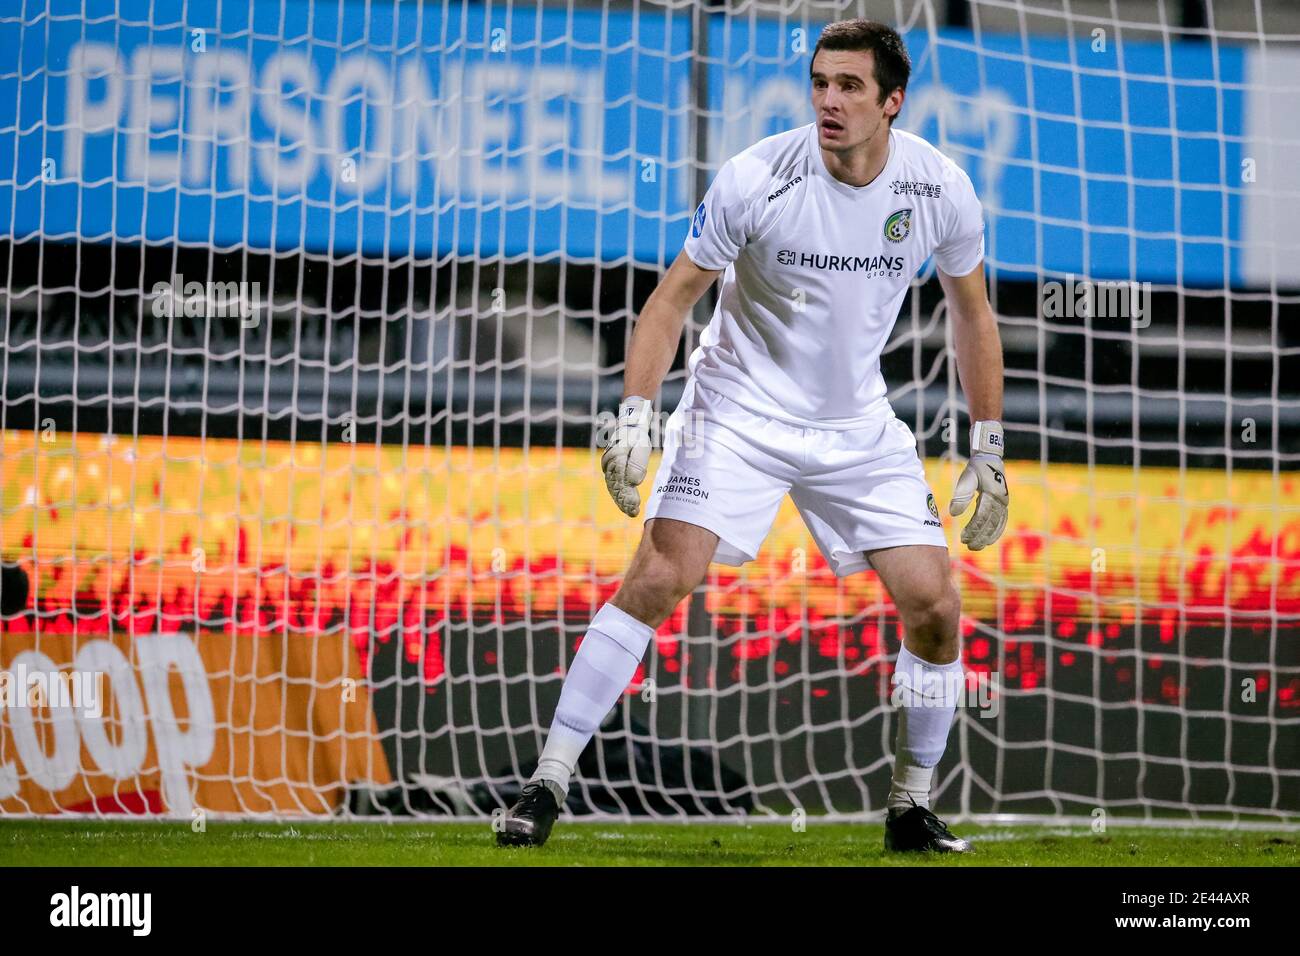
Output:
[602, 396, 654, 517]
[949, 420, 1009, 551]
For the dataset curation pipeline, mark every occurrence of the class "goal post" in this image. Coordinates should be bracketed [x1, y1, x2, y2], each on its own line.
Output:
[0, 0, 1296, 826]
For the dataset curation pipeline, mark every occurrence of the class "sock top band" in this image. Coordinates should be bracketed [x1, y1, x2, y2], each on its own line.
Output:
[588, 602, 655, 660]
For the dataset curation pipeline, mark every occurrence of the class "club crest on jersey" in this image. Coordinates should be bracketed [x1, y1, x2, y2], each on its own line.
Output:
[884, 208, 912, 243]
[691, 202, 706, 238]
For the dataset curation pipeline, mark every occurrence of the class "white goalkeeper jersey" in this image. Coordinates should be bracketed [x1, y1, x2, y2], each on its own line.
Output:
[682, 123, 985, 428]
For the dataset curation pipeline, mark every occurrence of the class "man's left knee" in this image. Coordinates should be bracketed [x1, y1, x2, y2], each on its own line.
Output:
[902, 587, 961, 653]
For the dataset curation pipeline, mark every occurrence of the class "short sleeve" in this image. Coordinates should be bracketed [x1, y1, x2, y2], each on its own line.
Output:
[932, 165, 985, 277]
[682, 158, 752, 271]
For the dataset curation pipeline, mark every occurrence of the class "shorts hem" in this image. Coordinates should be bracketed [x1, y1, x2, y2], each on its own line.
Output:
[829, 533, 950, 577]
[642, 501, 760, 567]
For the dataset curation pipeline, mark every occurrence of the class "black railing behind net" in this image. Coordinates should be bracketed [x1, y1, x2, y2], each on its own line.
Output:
[1, 240, 1296, 470]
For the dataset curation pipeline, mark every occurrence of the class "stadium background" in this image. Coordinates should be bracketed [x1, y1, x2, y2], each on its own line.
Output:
[0, 0, 1296, 823]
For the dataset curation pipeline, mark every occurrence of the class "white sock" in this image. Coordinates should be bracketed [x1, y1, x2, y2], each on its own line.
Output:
[887, 644, 963, 811]
[530, 602, 654, 797]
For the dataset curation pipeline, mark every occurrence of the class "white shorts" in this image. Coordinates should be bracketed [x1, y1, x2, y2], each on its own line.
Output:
[643, 380, 948, 577]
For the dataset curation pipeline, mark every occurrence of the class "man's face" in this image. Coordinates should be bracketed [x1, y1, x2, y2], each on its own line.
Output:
[810, 48, 903, 152]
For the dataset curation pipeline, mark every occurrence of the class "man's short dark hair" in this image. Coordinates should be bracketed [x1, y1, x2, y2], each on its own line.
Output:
[810, 19, 911, 120]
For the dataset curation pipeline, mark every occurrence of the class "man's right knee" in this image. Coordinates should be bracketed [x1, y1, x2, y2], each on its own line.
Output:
[616, 559, 701, 622]
[611, 519, 716, 626]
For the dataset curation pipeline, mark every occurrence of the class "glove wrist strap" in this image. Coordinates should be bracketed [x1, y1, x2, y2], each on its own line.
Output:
[619, 396, 653, 430]
[970, 420, 1004, 457]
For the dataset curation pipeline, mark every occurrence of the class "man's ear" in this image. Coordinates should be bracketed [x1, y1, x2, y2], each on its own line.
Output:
[885, 87, 905, 121]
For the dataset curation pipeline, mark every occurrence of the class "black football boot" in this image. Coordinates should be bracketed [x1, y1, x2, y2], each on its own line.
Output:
[884, 796, 972, 853]
[495, 781, 565, 848]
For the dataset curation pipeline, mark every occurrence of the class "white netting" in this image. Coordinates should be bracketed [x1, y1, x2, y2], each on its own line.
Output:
[0, 0, 1296, 825]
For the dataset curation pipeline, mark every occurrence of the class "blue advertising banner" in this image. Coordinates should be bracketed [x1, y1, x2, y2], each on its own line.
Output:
[0, 0, 1253, 285]
[709, 21, 1246, 286]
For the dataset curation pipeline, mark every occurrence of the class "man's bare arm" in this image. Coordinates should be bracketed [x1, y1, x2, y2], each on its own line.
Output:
[939, 262, 1003, 422]
[939, 261, 1009, 550]
[600, 251, 722, 518]
[622, 250, 723, 400]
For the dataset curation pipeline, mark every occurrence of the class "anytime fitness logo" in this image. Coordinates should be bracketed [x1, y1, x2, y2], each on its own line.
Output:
[891, 179, 942, 198]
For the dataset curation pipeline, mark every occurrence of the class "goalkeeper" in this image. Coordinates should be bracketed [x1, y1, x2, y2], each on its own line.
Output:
[498, 18, 1007, 852]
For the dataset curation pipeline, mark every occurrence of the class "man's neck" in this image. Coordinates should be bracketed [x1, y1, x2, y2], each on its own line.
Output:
[820, 127, 892, 188]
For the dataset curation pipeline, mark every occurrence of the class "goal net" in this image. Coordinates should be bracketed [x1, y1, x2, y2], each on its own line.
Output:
[0, 0, 1296, 826]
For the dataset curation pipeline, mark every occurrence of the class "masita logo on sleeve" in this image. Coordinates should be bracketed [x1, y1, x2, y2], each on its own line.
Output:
[767, 175, 803, 202]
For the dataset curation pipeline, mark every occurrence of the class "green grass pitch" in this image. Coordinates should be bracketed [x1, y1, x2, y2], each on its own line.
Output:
[1, 820, 1296, 866]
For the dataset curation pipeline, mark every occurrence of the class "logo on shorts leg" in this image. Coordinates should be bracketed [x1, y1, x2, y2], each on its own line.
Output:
[656, 473, 710, 501]
[924, 493, 942, 528]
